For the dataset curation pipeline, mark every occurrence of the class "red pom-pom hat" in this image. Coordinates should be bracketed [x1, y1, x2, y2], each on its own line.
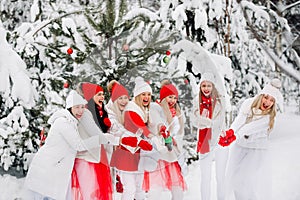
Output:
[111, 83, 129, 102]
[160, 83, 178, 101]
[81, 82, 104, 101]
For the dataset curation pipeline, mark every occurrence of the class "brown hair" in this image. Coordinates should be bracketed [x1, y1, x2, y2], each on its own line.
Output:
[107, 80, 120, 95]
[198, 81, 221, 117]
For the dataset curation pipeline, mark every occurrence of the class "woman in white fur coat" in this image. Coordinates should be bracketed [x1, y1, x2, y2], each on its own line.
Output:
[25, 90, 117, 200]
[191, 72, 229, 200]
[225, 79, 283, 200]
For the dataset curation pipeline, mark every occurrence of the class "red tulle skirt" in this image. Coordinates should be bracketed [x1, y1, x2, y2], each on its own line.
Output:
[143, 160, 187, 192]
[72, 145, 113, 200]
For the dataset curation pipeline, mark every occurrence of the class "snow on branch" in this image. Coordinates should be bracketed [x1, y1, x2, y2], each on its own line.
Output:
[124, 8, 160, 22]
[0, 26, 37, 108]
[260, 43, 300, 83]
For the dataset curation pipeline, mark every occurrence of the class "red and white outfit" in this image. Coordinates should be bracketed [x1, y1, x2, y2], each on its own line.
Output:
[110, 77, 153, 200]
[191, 73, 228, 200]
[72, 83, 119, 200]
[145, 83, 187, 200]
[25, 91, 114, 200]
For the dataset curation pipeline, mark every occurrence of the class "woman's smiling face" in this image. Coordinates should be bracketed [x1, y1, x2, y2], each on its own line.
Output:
[200, 81, 213, 97]
[165, 95, 177, 108]
[260, 94, 275, 111]
[139, 92, 152, 107]
[116, 95, 129, 111]
[93, 91, 105, 106]
[71, 104, 85, 119]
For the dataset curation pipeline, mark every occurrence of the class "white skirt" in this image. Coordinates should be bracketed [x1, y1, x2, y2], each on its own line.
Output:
[226, 144, 271, 200]
[24, 181, 72, 200]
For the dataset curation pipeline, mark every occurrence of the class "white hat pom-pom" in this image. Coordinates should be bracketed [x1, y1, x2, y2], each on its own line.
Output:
[135, 76, 145, 85]
[270, 78, 282, 89]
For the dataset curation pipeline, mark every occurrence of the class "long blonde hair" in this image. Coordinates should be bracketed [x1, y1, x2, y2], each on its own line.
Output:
[160, 98, 184, 135]
[109, 100, 125, 125]
[246, 94, 276, 131]
[133, 95, 150, 123]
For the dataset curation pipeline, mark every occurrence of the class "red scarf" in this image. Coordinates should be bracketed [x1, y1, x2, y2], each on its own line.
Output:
[169, 107, 176, 118]
[197, 95, 213, 154]
[97, 104, 103, 117]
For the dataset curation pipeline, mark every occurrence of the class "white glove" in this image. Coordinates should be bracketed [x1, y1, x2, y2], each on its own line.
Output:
[198, 116, 212, 129]
[103, 134, 120, 146]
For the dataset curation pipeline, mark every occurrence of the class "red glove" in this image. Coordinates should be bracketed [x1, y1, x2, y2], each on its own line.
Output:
[159, 125, 166, 133]
[116, 175, 123, 193]
[159, 125, 170, 138]
[103, 117, 112, 128]
[218, 136, 228, 147]
[121, 136, 138, 147]
[225, 129, 234, 138]
[138, 140, 153, 151]
[218, 129, 236, 147]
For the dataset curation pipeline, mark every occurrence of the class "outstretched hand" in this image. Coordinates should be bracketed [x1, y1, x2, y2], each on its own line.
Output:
[121, 136, 138, 147]
[218, 129, 236, 147]
[138, 140, 153, 151]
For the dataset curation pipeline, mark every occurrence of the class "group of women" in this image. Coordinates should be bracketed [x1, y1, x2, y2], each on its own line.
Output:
[24, 72, 283, 200]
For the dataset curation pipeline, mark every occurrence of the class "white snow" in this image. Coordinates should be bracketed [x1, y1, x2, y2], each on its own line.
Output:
[0, 25, 37, 108]
[1, 105, 300, 200]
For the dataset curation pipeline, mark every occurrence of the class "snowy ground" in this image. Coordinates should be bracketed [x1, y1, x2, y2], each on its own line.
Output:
[1, 105, 300, 200]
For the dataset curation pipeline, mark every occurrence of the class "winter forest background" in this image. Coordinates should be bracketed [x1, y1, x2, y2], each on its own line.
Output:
[0, 0, 300, 178]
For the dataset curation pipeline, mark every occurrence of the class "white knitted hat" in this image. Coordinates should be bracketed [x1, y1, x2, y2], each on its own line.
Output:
[133, 77, 152, 97]
[66, 90, 87, 109]
[200, 72, 215, 84]
[259, 78, 283, 110]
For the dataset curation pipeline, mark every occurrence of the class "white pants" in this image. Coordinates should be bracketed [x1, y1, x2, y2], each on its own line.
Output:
[226, 145, 271, 200]
[199, 147, 229, 200]
[120, 171, 145, 200]
[147, 186, 184, 200]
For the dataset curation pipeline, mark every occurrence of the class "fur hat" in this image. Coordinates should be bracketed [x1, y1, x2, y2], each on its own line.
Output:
[160, 83, 178, 101]
[133, 77, 152, 97]
[200, 72, 215, 84]
[111, 83, 129, 102]
[66, 90, 87, 109]
[81, 82, 103, 101]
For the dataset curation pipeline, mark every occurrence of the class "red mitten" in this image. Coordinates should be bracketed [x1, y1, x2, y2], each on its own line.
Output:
[218, 136, 227, 147]
[225, 129, 234, 138]
[218, 129, 236, 147]
[116, 175, 123, 193]
[227, 134, 236, 144]
[162, 131, 170, 139]
[138, 140, 153, 151]
[121, 136, 138, 147]
[159, 125, 166, 134]
[159, 125, 171, 138]
[103, 117, 112, 128]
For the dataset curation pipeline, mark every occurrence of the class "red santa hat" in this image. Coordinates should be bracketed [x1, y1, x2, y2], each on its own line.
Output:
[111, 83, 129, 102]
[160, 83, 178, 101]
[81, 82, 103, 101]
[133, 77, 152, 97]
